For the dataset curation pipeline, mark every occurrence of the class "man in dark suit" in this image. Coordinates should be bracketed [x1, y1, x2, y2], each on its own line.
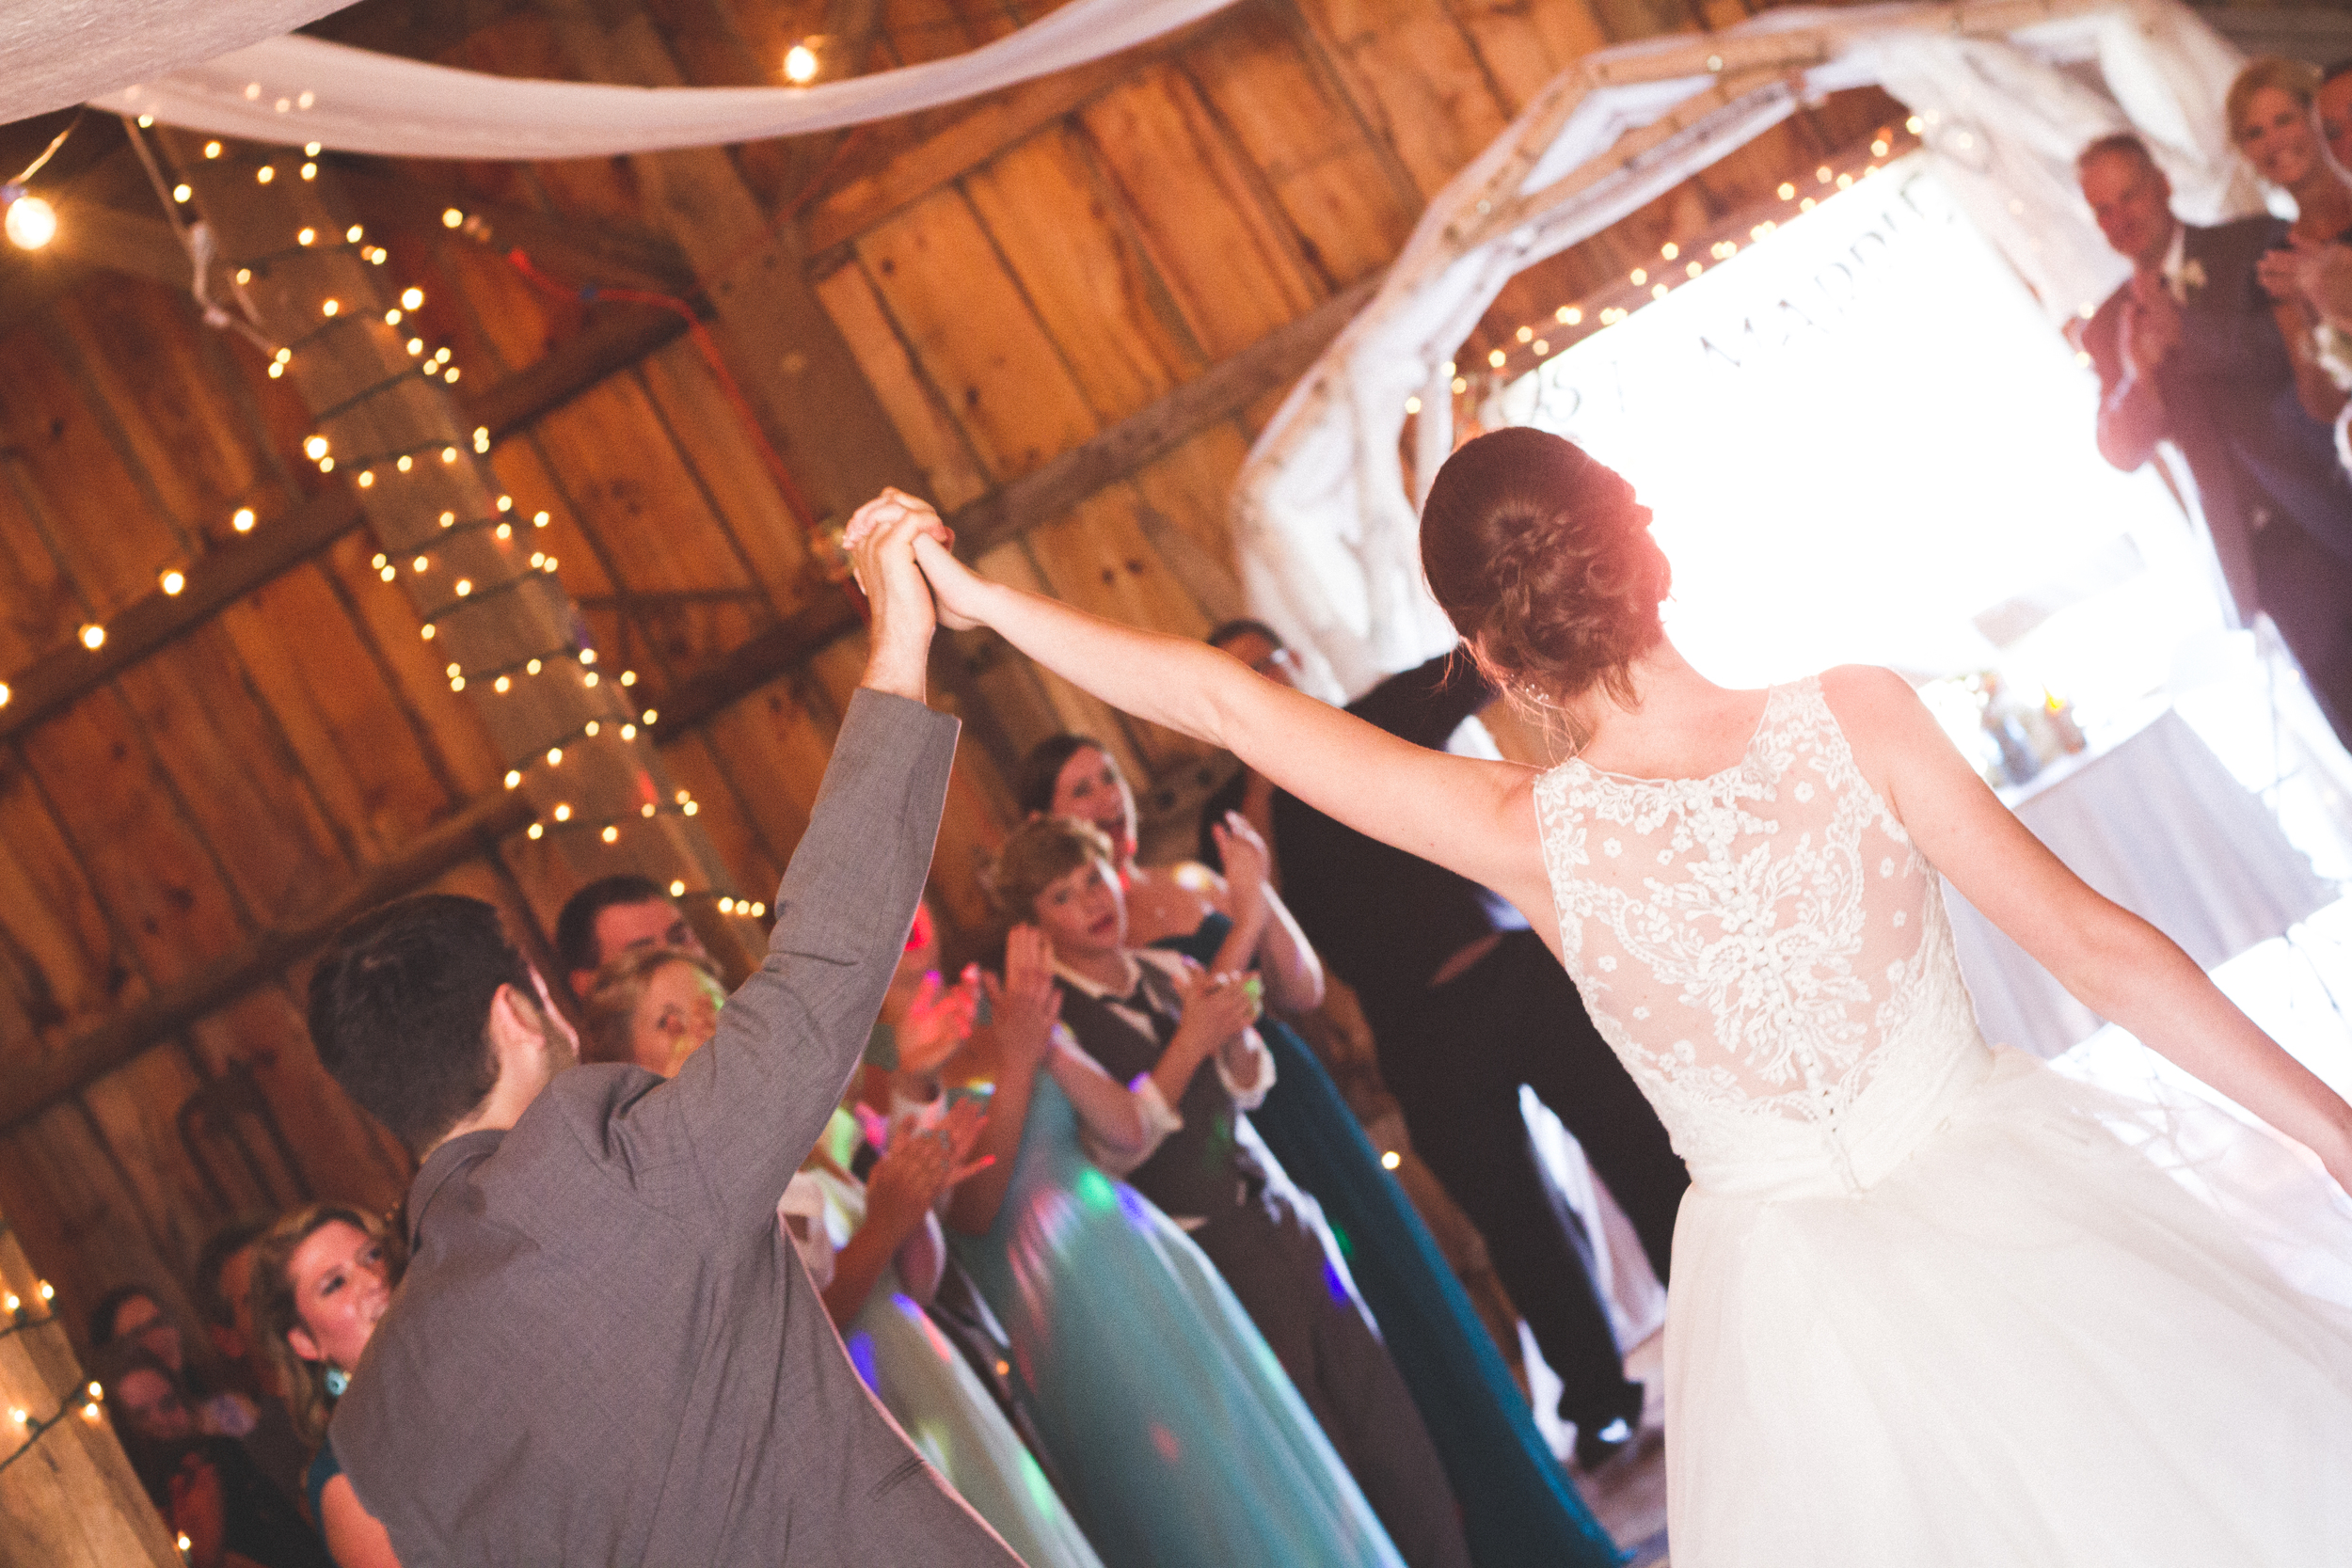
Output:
[1202, 622, 1689, 1470]
[306, 505, 1016, 1564]
[2078, 131, 2352, 747]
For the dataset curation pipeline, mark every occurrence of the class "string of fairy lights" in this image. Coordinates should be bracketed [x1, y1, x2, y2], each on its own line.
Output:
[0, 119, 772, 918]
[1410, 118, 1925, 418]
[0, 1269, 109, 1482]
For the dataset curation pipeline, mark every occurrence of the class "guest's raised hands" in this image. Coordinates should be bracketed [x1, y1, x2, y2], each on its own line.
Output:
[1210, 810, 1272, 923]
[895, 967, 982, 1078]
[866, 1096, 992, 1241]
[983, 925, 1064, 1070]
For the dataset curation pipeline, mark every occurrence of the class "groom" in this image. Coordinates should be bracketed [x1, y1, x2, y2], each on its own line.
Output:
[304, 507, 1016, 1563]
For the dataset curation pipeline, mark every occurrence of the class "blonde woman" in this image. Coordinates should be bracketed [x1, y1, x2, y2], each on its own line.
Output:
[250, 1204, 405, 1568]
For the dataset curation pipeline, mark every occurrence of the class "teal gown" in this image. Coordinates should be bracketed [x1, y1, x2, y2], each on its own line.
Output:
[789, 1113, 1107, 1568]
[1156, 915, 1622, 1568]
[950, 1075, 1405, 1568]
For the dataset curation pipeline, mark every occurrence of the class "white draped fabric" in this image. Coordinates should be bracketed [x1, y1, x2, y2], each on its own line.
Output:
[89, 0, 1234, 160]
[1230, 0, 2257, 698]
[7, 0, 346, 124]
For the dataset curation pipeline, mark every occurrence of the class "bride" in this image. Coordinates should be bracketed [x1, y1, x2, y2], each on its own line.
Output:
[848, 426, 2352, 1565]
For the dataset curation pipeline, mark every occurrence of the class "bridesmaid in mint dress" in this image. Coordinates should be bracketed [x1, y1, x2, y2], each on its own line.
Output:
[1020, 734, 1620, 1568]
[944, 923, 1405, 1568]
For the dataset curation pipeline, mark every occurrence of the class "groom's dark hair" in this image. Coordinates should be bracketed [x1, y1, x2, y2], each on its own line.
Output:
[308, 894, 531, 1152]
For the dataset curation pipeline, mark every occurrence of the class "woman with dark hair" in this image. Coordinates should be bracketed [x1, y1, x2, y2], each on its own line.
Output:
[856, 447, 2352, 1564]
[942, 817, 1413, 1568]
[248, 1204, 405, 1568]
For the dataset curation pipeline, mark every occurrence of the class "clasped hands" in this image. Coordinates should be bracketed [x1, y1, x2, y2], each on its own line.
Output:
[843, 488, 993, 637]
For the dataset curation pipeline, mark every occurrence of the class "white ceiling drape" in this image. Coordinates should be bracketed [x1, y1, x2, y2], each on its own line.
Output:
[1229, 0, 2254, 697]
[6, 0, 346, 124]
[86, 0, 1234, 160]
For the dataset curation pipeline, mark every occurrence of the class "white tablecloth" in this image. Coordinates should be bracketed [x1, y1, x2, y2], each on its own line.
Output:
[1944, 707, 2338, 1057]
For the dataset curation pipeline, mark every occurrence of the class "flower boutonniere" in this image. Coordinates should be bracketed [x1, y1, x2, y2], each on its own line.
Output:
[2169, 257, 2208, 304]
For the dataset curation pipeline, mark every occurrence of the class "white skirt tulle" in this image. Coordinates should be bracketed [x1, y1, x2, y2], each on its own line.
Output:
[1664, 1045, 2352, 1568]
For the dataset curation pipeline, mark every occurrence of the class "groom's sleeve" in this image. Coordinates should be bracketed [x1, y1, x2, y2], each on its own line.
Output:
[624, 689, 959, 1232]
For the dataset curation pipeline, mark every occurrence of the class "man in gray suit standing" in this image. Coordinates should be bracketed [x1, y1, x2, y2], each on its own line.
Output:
[304, 501, 1018, 1564]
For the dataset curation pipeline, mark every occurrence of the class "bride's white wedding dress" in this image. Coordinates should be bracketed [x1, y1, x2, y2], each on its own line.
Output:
[1531, 675, 2352, 1566]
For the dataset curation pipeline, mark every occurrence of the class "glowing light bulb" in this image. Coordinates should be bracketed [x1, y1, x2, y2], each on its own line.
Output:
[642, 802, 656, 817]
[296, 227, 315, 245]
[1486, 348, 1506, 368]
[3, 189, 57, 250]
[641, 708, 658, 724]
[441, 208, 464, 229]
[0, 683, 9, 708]
[1404, 396, 1422, 414]
[256, 165, 275, 183]
[493, 674, 510, 692]
[528, 823, 544, 840]
[401, 287, 423, 309]
[785, 41, 819, 84]
[159, 569, 185, 595]
[1629, 268, 1647, 286]
[204, 141, 222, 159]
[601, 825, 619, 844]
[552, 803, 571, 822]
[454, 578, 472, 596]
[670, 879, 687, 897]
[233, 508, 256, 532]
[548, 747, 564, 766]
[321, 299, 340, 317]
[421, 625, 435, 640]
[1381, 1150, 1402, 1170]
[79, 624, 104, 651]
[505, 770, 522, 788]
[172, 182, 191, 202]
[1515, 325, 1533, 343]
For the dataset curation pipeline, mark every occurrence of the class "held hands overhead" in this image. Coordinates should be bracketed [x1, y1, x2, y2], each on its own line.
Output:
[845, 487, 955, 697]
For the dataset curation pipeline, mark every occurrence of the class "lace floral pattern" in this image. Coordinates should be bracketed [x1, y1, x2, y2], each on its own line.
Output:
[1534, 678, 1974, 1180]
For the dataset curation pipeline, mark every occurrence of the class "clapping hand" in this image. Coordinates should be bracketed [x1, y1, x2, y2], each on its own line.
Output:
[1210, 810, 1271, 923]
[983, 925, 1064, 1070]
[1171, 965, 1262, 1057]
[2122, 273, 2182, 378]
[864, 1096, 991, 1240]
[895, 967, 981, 1078]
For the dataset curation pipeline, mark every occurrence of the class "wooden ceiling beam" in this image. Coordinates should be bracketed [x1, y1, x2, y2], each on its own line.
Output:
[0, 789, 535, 1133]
[802, 7, 1237, 258]
[947, 271, 1381, 560]
[0, 301, 688, 744]
[330, 166, 701, 298]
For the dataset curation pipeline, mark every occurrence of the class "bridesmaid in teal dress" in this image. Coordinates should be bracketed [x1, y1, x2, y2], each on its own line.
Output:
[944, 922, 1405, 1568]
[1019, 734, 1620, 1568]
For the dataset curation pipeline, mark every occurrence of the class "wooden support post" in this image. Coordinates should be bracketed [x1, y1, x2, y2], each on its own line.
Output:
[0, 1217, 181, 1568]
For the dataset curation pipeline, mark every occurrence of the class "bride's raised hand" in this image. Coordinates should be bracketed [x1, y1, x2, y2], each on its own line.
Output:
[912, 532, 990, 632]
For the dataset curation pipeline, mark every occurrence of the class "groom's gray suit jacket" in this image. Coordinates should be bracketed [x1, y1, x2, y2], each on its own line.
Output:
[329, 689, 1016, 1566]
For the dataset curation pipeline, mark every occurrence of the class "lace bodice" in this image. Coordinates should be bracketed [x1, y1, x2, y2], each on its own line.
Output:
[1532, 677, 1990, 1194]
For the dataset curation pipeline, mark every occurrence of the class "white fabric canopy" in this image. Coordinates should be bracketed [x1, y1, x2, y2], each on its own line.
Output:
[5, 0, 344, 124]
[91, 0, 1234, 160]
[1230, 0, 2256, 697]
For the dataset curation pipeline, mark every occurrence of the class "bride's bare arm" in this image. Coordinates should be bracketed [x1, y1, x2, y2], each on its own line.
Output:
[1824, 666, 2352, 1189]
[869, 496, 1549, 919]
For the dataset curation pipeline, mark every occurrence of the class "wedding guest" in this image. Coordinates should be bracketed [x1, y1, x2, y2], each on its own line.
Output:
[2224, 59, 2352, 420]
[194, 1218, 312, 1506]
[2079, 130, 2352, 748]
[997, 814, 1470, 1567]
[942, 905, 1407, 1567]
[576, 945, 729, 1073]
[297, 500, 1016, 1563]
[90, 1284, 260, 1442]
[2322, 58, 2352, 168]
[98, 1343, 333, 1568]
[1182, 630, 1629, 1560]
[249, 1205, 404, 1568]
[1200, 621, 1684, 1470]
[554, 872, 709, 1005]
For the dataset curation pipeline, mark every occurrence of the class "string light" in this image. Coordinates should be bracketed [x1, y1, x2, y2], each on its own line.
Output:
[441, 208, 464, 229]
[0, 683, 10, 709]
[172, 182, 191, 201]
[203, 141, 222, 158]
[3, 187, 56, 251]
[232, 508, 256, 532]
[78, 625, 103, 651]
[1381, 1150, 1402, 1170]
[159, 569, 185, 595]
[785, 41, 820, 84]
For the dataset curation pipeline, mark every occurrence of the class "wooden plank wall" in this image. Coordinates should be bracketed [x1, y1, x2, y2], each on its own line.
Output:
[0, 0, 2032, 1338]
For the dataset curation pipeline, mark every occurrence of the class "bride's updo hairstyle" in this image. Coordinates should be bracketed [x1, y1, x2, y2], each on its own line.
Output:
[1420, 427, 1669, 721]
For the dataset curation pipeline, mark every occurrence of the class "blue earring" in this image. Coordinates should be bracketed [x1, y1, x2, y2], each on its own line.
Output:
[325, 1367, 349, 1398]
